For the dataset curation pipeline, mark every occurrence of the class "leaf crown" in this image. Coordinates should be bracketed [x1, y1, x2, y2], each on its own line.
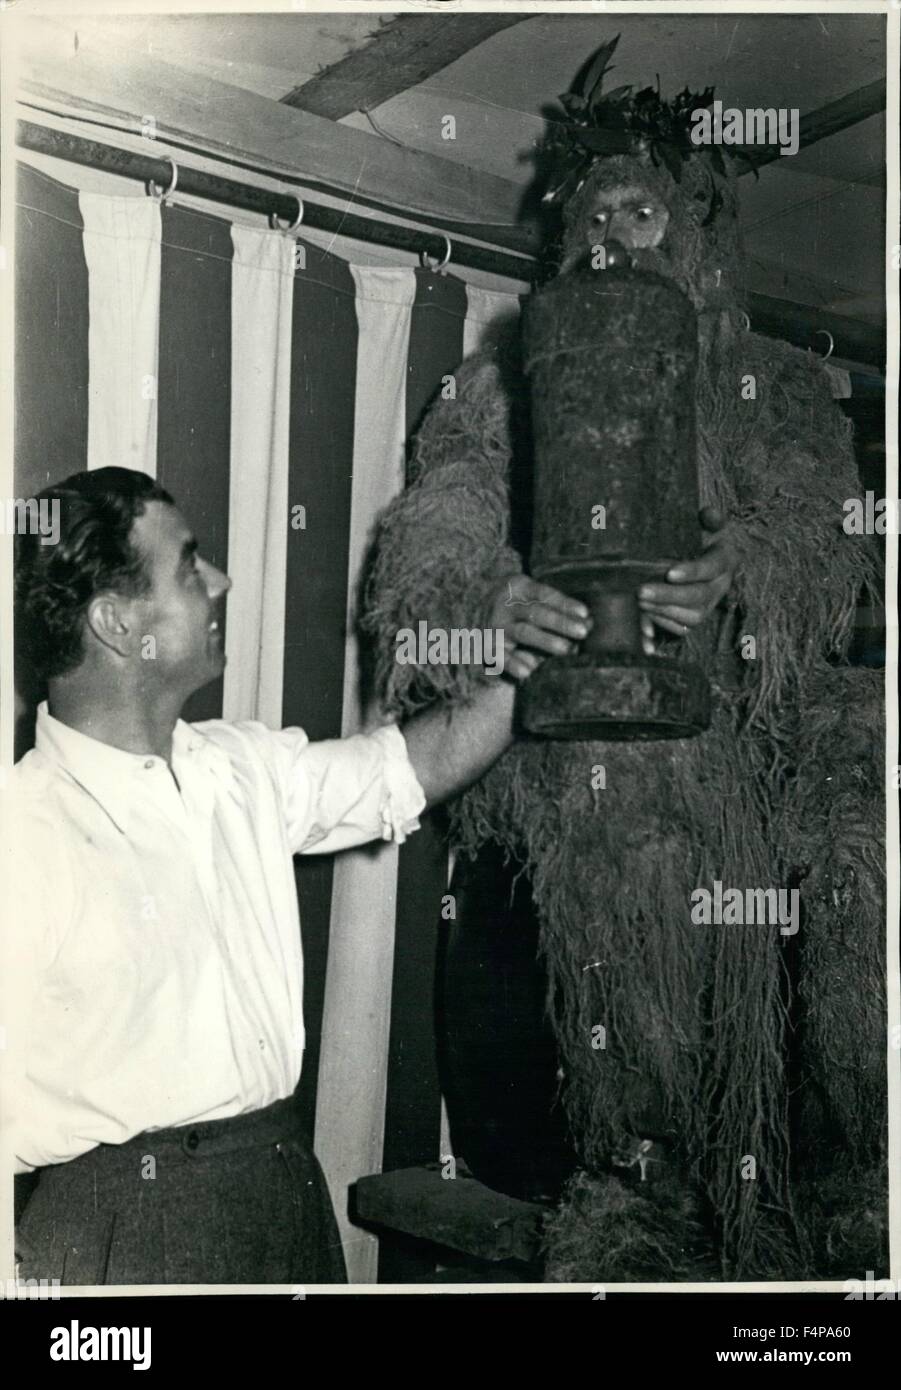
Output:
[541, 35, 738, 217]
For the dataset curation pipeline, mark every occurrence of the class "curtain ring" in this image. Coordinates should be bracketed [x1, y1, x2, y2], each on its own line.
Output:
[815, 329, 835, 361]
[420, 234, 452, 273]
[146, 157, 178, 203]
[269, 196, 305, 233]
[740, 310, 751, 332]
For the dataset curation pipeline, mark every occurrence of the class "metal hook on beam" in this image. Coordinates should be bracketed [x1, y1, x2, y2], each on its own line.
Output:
[269, 196, 305, 233]
[814, 329, 835, 361]
[420, 234, 452, 273]
[146, 157, 178, 203]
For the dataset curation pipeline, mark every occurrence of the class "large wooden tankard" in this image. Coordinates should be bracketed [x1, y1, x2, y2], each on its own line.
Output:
[519, 260, 711, 740]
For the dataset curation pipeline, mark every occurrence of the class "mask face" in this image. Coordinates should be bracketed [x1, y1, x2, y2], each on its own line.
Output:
[559, 182, 671, 273]
[557, 156, 741, 318]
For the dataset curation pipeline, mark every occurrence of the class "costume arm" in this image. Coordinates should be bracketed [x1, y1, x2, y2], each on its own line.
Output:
[361, 348, 524, 719]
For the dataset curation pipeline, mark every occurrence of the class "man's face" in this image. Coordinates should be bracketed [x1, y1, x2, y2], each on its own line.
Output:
[561, 182, 671, 272]
[127, 500, 231, 698]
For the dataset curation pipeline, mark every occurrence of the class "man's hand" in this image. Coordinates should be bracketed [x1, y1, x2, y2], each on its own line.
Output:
[405, 509, 736, 805]
[638, 506, 734, 642]
[488, 507, 735, 677]
[488, 577, 590, 682]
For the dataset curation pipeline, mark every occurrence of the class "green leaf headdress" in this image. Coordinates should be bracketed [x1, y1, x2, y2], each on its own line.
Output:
[540, 36, 738, 224]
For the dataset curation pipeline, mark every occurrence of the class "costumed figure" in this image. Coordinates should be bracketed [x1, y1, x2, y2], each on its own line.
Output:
[361, 39, 886, 1280]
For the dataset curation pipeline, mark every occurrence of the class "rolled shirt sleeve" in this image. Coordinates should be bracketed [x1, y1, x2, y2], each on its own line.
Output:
[269, 722, 426, 855]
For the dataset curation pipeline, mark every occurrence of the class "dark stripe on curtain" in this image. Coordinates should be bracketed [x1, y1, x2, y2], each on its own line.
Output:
[379, 268, 468, 1281]
[13, 163, 91, 760]
[14, 164, 89, 494]
[157, 204, 233, 723]
[284, 243, 359, 1138]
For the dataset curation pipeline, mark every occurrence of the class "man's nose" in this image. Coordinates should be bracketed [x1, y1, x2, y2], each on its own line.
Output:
[199, 557, 232, 597]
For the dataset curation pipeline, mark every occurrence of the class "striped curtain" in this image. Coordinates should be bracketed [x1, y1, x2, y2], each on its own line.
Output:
[14, 160, 522, 1282]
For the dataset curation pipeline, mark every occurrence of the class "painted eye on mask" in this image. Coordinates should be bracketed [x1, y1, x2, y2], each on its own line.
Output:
[635, 206, 655, 221]
[591, 212, 608, 225]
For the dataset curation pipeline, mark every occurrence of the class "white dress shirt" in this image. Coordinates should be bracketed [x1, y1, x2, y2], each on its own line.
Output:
[1, 703, 425, 1172]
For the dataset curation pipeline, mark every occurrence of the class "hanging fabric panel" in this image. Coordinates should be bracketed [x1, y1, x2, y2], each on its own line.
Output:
[79, 192, 161, 476]
[12, 158, 522, 1283]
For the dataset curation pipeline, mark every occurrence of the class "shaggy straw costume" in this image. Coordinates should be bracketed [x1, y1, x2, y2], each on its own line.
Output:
[361, 71, 886, 1280]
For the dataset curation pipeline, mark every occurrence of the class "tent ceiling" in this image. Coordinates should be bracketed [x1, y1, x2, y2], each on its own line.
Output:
[14, 10, 887, 332]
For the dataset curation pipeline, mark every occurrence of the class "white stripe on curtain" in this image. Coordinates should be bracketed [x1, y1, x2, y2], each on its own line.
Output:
[223, 226, 296, 724]
[463, 281, 520, 360]
[78, 193, 161, 475]
[315, 266, 417, 1284]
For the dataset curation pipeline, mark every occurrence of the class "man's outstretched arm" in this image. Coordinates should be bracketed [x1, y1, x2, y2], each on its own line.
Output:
[401, 674, 518, 809]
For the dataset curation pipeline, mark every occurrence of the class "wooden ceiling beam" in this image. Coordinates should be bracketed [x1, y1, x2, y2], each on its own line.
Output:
[734, 78, 886, 172]
[280, 13, 533, 119]
[15, 21, 529, 237]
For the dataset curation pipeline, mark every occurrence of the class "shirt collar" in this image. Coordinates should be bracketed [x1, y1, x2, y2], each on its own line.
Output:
[34, 702, 231, 834]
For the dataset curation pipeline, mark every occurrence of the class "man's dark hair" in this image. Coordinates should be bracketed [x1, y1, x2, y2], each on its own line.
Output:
[15, 467, 175, 679]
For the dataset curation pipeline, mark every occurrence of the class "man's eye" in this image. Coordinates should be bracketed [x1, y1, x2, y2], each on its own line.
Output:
[591, 211, 608, 225]
[636, 206, 654, 221]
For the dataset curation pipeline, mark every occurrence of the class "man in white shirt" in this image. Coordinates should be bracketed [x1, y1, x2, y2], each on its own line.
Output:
[3, 466, 731, 1284]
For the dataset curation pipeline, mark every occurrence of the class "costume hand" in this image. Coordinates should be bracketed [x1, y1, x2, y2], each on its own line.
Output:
[637, 506, 735, 640]
[487, 574, 590, 683]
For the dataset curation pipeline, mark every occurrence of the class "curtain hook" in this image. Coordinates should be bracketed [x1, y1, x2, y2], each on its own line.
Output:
[146, 157, 178, 203]
[814, 329, 835, 361]
[269, 196, 305, 233]
[420, 234, 452, 273]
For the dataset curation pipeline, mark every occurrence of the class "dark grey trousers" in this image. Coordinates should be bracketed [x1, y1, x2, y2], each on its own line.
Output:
[16, 1096, 348, 1285]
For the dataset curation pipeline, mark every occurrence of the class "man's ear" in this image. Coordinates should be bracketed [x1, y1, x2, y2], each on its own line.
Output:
[84, 592, 138, 659]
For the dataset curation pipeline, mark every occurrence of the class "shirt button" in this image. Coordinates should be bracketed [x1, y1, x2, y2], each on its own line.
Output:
[144, 760, 155, 771]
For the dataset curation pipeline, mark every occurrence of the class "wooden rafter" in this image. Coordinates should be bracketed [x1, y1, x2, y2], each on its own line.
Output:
[280, 13, 532, 119]
[734, 78, 886, 172]
[15, 24, 530, 241]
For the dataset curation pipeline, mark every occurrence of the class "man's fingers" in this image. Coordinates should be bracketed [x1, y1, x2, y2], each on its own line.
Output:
[660, 545, 731, 587]
[530, 580, 590, 622]
[641, 603, 704, 630]
[504, 648, 544, 682]
[640, 577, 728, 617]
[507, 619, 577, 658]
[643, 610, 692, 636]
[503, 561, 734, 655]
[505, 576, 589, 623]
[508, 600, 589, 643]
